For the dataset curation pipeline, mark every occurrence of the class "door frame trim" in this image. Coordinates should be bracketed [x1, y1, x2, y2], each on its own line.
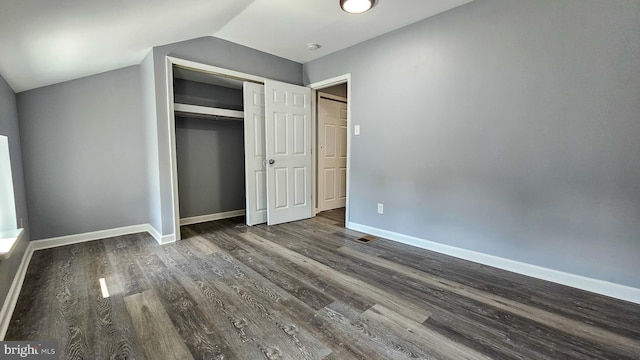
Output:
[165, 56, 266, 240]
[308, 74, 352, 225]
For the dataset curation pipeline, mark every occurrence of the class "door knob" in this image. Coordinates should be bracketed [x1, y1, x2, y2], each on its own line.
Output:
[268, 159, 275, 165]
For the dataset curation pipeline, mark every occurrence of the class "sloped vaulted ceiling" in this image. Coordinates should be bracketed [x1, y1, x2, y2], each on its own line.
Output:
[0, 0, 473, 92]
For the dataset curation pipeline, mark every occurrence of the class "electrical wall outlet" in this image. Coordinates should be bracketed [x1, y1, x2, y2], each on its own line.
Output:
[377, 203, 384, 214]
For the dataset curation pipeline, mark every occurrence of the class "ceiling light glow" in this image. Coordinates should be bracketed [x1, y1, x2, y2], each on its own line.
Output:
[340, 0, 375, 14]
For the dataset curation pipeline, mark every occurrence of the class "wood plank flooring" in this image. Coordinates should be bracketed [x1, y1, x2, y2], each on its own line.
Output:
[6, 208, 640, 359]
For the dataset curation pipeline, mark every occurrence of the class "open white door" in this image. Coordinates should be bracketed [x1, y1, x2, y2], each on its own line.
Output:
[317, 95, 348, 212]
[264, 80, 313, 225]
[243, 82, 267, 226]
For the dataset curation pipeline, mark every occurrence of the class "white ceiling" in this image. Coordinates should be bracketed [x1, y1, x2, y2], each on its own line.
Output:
[0, 0, 473, 93]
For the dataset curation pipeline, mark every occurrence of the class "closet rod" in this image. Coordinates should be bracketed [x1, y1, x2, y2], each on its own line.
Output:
[175, 114, 244, 122]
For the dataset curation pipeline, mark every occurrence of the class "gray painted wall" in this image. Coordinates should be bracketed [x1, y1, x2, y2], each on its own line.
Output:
[151, 36, 303, 235]
[303, 0, 640, 288]
[0, 73, 29, 312]
[176, 117, 245, 218]
[18, 66, 149, 239]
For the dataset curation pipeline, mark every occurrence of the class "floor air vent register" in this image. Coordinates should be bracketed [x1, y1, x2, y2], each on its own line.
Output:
[356, 235, 377, 243]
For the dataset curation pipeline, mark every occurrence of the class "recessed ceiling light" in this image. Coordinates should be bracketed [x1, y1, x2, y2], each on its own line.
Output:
[340, 0, 376, 14]
[307, 43, 322, 51]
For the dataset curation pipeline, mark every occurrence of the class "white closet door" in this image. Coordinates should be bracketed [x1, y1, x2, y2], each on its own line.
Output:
[317, 96, 348, 212]
[243, 82, 267, 225]
[264, 80, 313, 225]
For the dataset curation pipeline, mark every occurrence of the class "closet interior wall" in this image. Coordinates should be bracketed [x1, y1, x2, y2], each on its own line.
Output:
[173, 75, 246, 221]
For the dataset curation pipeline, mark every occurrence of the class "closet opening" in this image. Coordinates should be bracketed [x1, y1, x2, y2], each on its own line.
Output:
[171, 65, 259, 235]
[166, 57, 317, 241]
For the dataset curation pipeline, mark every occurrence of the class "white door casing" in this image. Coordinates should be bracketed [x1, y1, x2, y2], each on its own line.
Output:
[317, 95, 348, 212]
[243, 82, 267, 226]
[308, 74, 351, 226]
[264, 80, 313, 225]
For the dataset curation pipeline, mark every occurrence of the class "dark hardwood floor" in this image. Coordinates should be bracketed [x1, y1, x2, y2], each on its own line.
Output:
[6, 208, 640, 359]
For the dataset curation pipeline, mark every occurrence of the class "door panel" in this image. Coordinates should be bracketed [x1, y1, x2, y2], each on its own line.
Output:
[274, 168, 288, 209]
[324, 168, 336, 200]
[252, 115, 264, 157]
[317, 96, 348, 212]
[338, 125, 347, 157]
[274, 113, 288, 154]
[294, 167, 307, 206]
[339, 168, 347, 198]
[265, 80, 313, 225]
[293, 115, 306, 155]
[243, 82, 267, 225]
[325, 124, 336, 157]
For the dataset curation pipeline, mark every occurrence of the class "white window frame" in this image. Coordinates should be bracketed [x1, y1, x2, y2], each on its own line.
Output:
[0, 135, 24, 259]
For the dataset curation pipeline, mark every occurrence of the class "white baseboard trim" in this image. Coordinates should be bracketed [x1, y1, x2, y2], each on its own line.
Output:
[180, 210, 245, 226]
[31, 224, 150, 251]
[0, 242, 34, 339]
[0, 222, 178, 337]
[347, 222, 640, 305]
[146, 224, 175, 245]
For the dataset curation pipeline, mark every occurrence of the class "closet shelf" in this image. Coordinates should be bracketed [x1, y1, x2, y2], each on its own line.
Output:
[174, 103, 244, 120]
